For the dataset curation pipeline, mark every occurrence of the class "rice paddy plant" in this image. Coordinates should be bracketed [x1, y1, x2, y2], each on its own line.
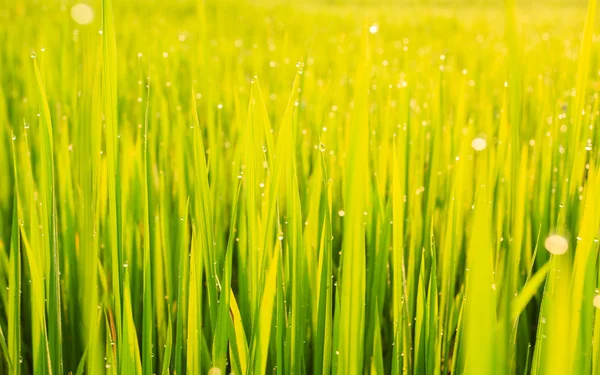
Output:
[0, 0, 600, 374]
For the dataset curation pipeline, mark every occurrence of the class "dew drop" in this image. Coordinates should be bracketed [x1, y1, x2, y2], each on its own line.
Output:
[71, 3, 95, 25]
[545, 234, 568, 255]
[471, 137, 487, 151]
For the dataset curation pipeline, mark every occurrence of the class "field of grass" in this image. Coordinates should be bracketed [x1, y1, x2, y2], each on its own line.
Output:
[1, 0, 600, 374]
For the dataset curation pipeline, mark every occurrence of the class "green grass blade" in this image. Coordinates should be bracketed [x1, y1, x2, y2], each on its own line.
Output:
[101, 0, 123, 368]
[336, 24, 370, 375]
[32, 55, 63, 375]
[213, 182, 241, 371]
[142, 78, 153, 375]
[8, 136, 21, 375]
[249, 243, 279, 374]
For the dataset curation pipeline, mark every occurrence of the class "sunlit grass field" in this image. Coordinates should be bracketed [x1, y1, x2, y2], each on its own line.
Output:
[1, 0, 600, 374]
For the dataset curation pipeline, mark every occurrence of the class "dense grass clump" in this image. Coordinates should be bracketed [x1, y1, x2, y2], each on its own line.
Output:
[1, 0, 600, 374]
